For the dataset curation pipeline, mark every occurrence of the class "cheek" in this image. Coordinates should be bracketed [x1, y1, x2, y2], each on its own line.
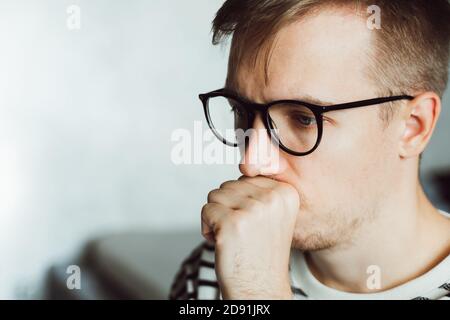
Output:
[285, 153, 342, 211]
[320, 112, 389, 175]
[286, 115, 391, 209]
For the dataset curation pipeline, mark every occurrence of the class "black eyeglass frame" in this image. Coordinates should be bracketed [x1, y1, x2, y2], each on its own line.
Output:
[199, 88, 414, 157]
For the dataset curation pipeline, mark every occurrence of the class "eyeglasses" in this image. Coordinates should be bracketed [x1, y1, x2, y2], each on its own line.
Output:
[199, 88, 414, 157]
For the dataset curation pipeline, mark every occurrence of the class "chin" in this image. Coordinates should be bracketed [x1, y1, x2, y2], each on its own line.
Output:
[291, 212, 344, 251]
[291, 231, 338, 251]
[292, 207, 364, 252]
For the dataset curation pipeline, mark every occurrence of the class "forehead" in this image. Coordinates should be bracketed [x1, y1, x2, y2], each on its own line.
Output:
[227, 9, 377, 104]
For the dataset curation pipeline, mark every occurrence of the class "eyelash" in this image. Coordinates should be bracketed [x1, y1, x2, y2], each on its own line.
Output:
[293, 114, 317, 126]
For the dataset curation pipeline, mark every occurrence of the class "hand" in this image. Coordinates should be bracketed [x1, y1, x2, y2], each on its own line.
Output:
[201, 175, 300, 299]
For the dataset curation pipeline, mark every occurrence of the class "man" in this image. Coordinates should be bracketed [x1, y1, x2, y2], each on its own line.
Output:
[170, 0, 450, 300]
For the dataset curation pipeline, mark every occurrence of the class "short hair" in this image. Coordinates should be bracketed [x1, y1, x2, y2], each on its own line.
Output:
[211, 0, 450, 123]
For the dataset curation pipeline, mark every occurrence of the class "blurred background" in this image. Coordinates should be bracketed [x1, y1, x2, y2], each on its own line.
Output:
[0, 0, 449, 299]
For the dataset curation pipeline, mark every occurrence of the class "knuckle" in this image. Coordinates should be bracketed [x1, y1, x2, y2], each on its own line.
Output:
[201, 203, 218, 221]
[207, 189, 220, 202]
[201, 203, 210, 220]
[219, 180, 236, 189]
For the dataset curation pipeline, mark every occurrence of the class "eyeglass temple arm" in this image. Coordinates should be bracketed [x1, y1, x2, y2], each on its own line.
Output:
[321, 95, 414, 112]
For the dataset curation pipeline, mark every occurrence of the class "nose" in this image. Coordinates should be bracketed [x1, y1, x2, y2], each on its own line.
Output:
[239, 113, 285, 177]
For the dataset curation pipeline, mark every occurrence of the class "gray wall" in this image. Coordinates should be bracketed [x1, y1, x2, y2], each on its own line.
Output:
[0, 0, 448, 298]
[0, 0, 233, 298]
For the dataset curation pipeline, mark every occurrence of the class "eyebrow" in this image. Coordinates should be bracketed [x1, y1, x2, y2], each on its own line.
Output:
[295, 95, 336, 107]
[224, 87, 336, 107]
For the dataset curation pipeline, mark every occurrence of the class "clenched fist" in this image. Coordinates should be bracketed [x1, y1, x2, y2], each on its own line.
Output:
[201, 175, 300, 299]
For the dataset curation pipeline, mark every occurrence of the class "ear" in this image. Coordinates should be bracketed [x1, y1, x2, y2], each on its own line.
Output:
[398, 92, 441, 159]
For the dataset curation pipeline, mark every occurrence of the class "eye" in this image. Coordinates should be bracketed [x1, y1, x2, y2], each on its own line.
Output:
[294, 113, 317, 127]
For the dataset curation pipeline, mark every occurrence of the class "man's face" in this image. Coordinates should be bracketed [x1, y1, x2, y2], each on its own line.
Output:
[228, 9, 403, 251]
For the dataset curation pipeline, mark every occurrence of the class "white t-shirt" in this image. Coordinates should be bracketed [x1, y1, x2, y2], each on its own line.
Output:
[289, 210, 450, 300]
[170, 210, 450, 300]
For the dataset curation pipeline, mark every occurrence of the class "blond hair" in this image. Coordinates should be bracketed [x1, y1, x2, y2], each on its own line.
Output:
[212, 0, 450, 122]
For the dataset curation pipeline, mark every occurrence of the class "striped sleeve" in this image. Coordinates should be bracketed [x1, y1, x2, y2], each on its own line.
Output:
[169, 241, 308, 300]
[412, 281, 450, 300]
[169, 241, 450, 300]
[169, 241, 221, 300]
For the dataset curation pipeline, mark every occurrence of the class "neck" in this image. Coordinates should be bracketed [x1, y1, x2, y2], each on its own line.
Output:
[306, 170, 450, 293]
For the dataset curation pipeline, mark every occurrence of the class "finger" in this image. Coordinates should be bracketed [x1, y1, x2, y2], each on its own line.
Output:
[240, 175, 297, 196]
[238, 175, 279, 189]
[237, 176, 280, 202]
[207, 188, 247, 209]
[239, 175, 300, 207]
[219, 179, 263, 197]
[201, 202, 231, 242]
